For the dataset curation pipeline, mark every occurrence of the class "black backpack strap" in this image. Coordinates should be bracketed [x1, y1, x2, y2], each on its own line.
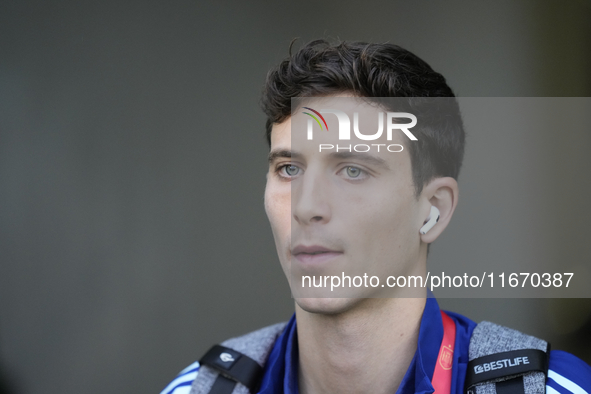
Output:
[190, 322, 287, 394]
[465, 321, 550, 394]
[199, 345, 264, 394]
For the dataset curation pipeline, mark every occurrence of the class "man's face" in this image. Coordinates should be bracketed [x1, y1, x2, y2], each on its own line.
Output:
[264, 98, 427, 314]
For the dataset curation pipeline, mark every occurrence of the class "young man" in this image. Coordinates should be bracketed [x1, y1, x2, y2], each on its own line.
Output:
[160, 40, 591, 394]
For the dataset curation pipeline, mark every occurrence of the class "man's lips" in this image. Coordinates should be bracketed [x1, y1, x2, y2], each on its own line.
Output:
[291, 245, 343, 264]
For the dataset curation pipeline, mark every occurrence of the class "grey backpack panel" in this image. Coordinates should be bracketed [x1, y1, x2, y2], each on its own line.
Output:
[467, 321, 548, 394]
[190, 322, 287, 394]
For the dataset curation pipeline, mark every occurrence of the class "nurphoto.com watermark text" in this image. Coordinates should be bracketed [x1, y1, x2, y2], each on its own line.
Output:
[301, 272, 574, 292]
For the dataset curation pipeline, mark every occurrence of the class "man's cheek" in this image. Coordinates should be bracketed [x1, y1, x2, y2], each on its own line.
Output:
[265, 193, 289, 235]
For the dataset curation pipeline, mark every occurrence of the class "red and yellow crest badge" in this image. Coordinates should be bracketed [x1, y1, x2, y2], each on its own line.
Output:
[438, 344, 453, 370]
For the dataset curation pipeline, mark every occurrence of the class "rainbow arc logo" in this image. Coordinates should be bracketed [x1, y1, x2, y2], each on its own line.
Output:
[302, 107, 329, 131]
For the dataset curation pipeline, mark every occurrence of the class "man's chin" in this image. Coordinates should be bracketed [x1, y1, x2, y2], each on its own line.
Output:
[294, 297, 364, 315]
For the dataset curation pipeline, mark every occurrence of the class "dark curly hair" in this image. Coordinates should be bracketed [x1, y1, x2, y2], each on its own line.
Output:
[261, 39, 465, 196]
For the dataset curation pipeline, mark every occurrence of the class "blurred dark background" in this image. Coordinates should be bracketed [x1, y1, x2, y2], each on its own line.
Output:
[1, 1, 590, 393]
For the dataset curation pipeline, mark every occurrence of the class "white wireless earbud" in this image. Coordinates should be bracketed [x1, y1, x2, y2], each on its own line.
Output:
[419, 206, 440, 235]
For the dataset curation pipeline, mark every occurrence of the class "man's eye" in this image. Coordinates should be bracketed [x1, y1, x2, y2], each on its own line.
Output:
[279, 165, 301, 177]
[338, 165, 369, 181]
[346, 166, 362, 178]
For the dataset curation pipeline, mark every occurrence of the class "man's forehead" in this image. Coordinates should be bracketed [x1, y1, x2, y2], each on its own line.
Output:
[267, 96, 419, 174]
[270, 122, 408, 159]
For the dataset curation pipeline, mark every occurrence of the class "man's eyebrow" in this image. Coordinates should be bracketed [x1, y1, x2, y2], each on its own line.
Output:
[268, 149, 303, 163]
[329, 151, 390, 169]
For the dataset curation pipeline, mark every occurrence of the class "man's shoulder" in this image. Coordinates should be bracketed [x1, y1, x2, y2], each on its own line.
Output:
[547, 350, 591, 393]
[159, 361, 200, 394]
[158, 322, 288, 394]
[444, 309, 591, 392]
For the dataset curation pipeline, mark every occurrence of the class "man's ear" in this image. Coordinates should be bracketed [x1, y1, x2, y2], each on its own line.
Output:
[419, 177, 459, 244]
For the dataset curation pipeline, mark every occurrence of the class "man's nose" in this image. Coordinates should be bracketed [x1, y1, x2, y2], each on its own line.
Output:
[292, 168, 332, 225]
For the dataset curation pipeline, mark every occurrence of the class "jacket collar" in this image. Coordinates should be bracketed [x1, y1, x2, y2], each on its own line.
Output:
[258, 296, 455, 394]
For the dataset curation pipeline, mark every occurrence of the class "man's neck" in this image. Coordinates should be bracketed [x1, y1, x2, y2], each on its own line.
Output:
[296, 297, 426, 394]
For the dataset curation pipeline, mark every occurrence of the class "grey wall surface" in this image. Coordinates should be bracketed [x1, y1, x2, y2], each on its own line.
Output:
[0, 1, 590, 393]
